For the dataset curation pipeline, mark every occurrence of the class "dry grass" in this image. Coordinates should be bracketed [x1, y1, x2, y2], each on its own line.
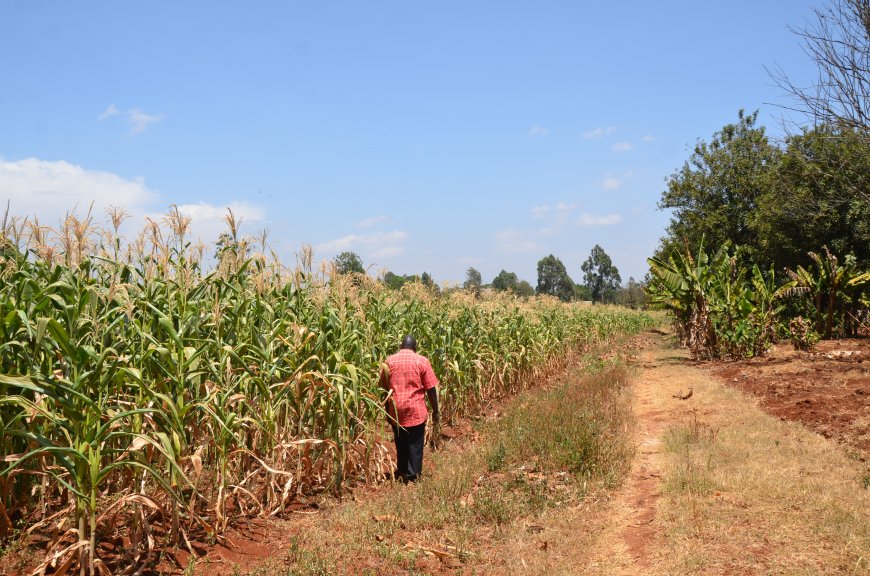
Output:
[178, 329, 870, 576]
[658, 367, 869, 575]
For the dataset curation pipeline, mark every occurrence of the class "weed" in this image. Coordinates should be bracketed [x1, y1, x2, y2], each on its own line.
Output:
[663, 410, 718, 497]
[487, 443, 506, 472]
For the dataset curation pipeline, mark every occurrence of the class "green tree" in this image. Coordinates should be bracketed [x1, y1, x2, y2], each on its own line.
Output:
[573, 283, 591, 301]
[383, 271, 408, 290]
[581, 245, 622, 304]
[334, 251, 365, 275]
[421, 271, 439, 293]
[657, 110, 779, 264]
[515, 280, 535, 298]
[616, 277, 648, 309]
[491, 270, 519, 292]
[463, 267, 482, 292]
[756, 125, 870, 271]
[536, 255, 574, 301]
[787, 247, 870, 338]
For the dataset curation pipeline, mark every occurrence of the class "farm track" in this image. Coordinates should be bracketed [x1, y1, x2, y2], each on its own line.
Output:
[4, 329, 868, 575]
[178, 329, 869, 575]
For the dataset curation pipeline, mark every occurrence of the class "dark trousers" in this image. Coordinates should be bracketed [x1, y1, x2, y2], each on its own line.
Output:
[391, 422, 426, 482]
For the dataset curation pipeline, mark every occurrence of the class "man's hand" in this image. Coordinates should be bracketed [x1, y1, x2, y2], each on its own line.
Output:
[430, 420, 443, 450]
[426, 387, 441, 449]
[429, 410, 442, 450]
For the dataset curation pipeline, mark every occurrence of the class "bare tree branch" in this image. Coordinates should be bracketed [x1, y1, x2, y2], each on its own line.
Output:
[769, 0, 870, 139]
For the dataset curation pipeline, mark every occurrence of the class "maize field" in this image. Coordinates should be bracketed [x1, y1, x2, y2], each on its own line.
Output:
[0, 208, 654, 573]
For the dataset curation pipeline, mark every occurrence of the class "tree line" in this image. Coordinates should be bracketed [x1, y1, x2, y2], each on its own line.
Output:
[655, 109, 869, 274]
[646, 0, 870, 354]
[656, 0, 869, 274]
[332, 245, 644, 306]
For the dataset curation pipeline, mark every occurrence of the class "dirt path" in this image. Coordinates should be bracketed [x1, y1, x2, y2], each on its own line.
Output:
[577, 331, 695, 575]
[497, 330, 868, 575]
[483, 331, 697, 576]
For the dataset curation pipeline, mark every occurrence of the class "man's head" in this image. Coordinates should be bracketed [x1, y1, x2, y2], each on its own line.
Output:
[400, 335, 417, 351]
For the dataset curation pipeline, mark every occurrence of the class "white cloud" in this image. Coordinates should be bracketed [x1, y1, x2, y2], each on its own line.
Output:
[528, 125, 549, 137]
[162, 201, 265, 244]
[372, 245, 404, 259]
[576, 212, 622, 226]
[600, 175, 623, 190]
[642, 134, 655, 142]
[172, 202, 265, 224]
[582, 126, 616, 139]
[612, 142, 633, 152]
[493, 229, 542, 253]
[99, 104, 164, 133]
[316, 230, 408, 259]
[98, 104, 121, 120]
[531, 202, 575, 229]
[0, 157, 157, 227]
[552, 202, 576, 225]
[531, 205, 550, 218]
[356, 215, 388, 228]
[0, 156, 267, 247]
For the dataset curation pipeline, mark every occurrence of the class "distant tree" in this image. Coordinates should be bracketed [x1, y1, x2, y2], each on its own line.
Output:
[768, 0, 870, 149]
[581, 245, 622, 304]
[514, 280, 535, 298]
[334, 251, 365, 275]
[616, 277, 648, 309]
[383, 271, 407, 290]
[215, 231, 248, 258]
[215, 231, 251, 275]
[573, 283, 591, 301]
[491, 270, 519, 292]
[464, 267, 482, 292]
[421, 271, 440, 293]
[536, 255, 574, 301]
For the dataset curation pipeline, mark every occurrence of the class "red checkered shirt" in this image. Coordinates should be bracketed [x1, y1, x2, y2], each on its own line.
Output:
[381, 349, 439, 427]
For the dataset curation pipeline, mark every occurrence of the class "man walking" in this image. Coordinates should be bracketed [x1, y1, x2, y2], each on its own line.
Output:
[379, 335, 440, 482]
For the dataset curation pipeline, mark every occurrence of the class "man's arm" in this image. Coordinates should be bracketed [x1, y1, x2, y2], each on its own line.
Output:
[378, 362, 390, 392]
[426, 387, 441, 449]
[380, 362, 398, 423]
[426, 387, 439, 423]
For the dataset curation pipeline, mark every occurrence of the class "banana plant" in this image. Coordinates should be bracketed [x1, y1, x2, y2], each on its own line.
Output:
[788, 247, 870, 337]
[647, 238, 729, 358]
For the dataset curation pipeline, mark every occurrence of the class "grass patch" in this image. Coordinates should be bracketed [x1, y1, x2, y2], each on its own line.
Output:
[490, 363, 634, 488]
[658, 371, 870, 575]
[663, 409, 719, 497]
[239, 357, 637, 575]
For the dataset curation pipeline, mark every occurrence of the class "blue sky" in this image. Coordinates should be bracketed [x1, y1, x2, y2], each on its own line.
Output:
[1, 1, 820, 286]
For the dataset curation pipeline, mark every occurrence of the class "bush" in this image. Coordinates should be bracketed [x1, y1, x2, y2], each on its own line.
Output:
[789, 316, 819, 351]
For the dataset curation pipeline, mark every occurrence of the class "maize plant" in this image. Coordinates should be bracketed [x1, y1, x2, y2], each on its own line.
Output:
[0, 207, 654, 573]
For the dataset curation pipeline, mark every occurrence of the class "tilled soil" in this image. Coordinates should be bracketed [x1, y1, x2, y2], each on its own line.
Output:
[708, 338, 870, 460]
